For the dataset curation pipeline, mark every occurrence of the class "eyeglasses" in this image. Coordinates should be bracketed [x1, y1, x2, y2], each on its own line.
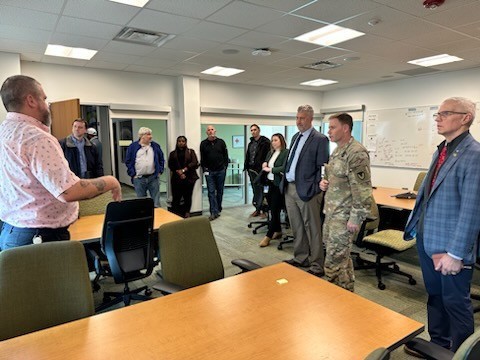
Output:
[433, 111, 467, 119]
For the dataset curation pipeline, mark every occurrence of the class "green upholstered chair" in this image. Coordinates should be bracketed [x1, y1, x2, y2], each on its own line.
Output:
[364, 348, 390, 360]
[354, 198, 417, 290]
[407, 329, 480, 359]
[78, 191, 112, 217]
[153, 216, 261, 295]
[0, 241, 94, 341]
[413, 171, 427, 191]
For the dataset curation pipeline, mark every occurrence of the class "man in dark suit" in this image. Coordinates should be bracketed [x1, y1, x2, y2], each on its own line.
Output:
[282, 104, 329, 276]
[404, 97, 480, 353]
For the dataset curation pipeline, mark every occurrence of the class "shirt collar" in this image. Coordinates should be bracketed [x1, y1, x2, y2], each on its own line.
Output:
[438, 130, 469, 156]
[6, 112, 50, 133]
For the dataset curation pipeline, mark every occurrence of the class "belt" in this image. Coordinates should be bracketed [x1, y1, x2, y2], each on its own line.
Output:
[2, 223, 69, 233]
[137, 173, 154, 178]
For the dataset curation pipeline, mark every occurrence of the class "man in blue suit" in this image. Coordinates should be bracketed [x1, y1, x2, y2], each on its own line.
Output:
[404, 97, 480, 353]
[282, 105, 329, 276]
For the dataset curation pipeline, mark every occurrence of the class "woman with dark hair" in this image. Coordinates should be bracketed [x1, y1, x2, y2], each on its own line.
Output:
[259, 133, 288, 247]
[168, 136, 199, 218]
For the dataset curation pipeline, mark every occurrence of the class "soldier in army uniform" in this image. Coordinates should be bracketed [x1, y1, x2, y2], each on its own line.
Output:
[320, 113, 372, 291]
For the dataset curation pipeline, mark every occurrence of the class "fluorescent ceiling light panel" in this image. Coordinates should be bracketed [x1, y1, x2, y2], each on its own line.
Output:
[201, 66, 245, 77]
[45, 44, 97, 60]
[300, 78, 338, 87]
[407, 54, 463, 67]
[295, 24, 364, 46]
[108, 0, 149, 7]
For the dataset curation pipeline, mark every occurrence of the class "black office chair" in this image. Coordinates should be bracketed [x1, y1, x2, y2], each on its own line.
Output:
[471, 258, 480, 312]
[406, 329, 480, 360]
[247, 170, 269, 234]
[354, 198, 417, 290]
[94, 198, 155, 312]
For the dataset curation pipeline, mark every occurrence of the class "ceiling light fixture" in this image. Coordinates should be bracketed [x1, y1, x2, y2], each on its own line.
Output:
[201, 66, 245, 77]
[44, 44, 97, 60]
[300, 78, 338, 87]
[408, 54, 463, 67]
[295, 24, 364, 46]
[108, 0, 149, 7]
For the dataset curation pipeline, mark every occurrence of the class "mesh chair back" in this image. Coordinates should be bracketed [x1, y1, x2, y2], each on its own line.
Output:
[0, 242, 94, 341]
[102, 198, 154, 284]
[453, 329, 480, 359]
[159, 216, 224, 288]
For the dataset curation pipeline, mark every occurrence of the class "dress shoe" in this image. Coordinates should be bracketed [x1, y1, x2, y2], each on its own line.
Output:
[403, 344, 425, 358]
[259, 213, 268, 219]
[208, 214, 219, 221]
[250, 210, 260, 217]
[283, 259, 310, 267]
[259, 236, 271, 247]
[307, 269, 325, 277]
[272, 232, 283, 240]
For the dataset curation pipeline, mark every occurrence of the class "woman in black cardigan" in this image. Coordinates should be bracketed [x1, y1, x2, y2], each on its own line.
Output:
[259, 133, 288, 247]
[168, 136, 199, 218]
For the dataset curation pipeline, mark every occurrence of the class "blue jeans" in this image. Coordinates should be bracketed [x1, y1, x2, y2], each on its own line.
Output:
[248, 170, 264, 212]
[205, 170, 226, 216]
[0, 222, 70, 251]
[133, 174, 160, 207]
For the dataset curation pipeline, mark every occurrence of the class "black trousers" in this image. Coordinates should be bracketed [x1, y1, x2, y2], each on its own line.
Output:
[266, 182, 284, 238]
[171, 180, 195, 217]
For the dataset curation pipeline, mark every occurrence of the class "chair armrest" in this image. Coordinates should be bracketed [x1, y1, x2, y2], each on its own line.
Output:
[406, 338, 454, 360]
[152, 279, 187, 295]
[231, 259, 262, 273]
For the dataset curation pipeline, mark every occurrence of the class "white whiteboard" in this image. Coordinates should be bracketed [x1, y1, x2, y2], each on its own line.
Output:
[365, 104, 480, 169]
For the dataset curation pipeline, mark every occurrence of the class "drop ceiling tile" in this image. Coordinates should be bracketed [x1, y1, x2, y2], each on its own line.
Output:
[124, 64, 162, 74]
[425, 2, 480, 27]
[49, 33, 109, 50]
[102, 41, 157, 56]
[293, 0, 381, 24]
[162, 36, 220, 52]
[274, 39, 322, 55]
[43, 55, 89, 67]
[0, 5, 59, 31]
[426, 38, 480, 53]
[134, 57, 180, 68]
[85, 60, 128, 71]
[243, 0, 314, 12]
[146, 0, 231, 20]
[149, 48, 199, 62]
[0, 0, 64, 13]
[228, 31, 289, 49]
[183, 21, 248, 42]
[206, 1, 285, 29]
[454, 20, 480, 37]
[402, 29, 471, 48]
[63, 0, 139, 25]
[129, 8, 200, 35]
[369, 0, 477, 18]
[256, 13, 326, 38]
[56, 17, 123, 40]
[20, 53, 44, 62]
[93, 51, 141, 64]
[0, 24, 51, 43]
[0, 39, 46, 54]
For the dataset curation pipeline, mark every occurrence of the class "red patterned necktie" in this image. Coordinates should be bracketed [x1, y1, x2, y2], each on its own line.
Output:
[430, 146, 447, 192]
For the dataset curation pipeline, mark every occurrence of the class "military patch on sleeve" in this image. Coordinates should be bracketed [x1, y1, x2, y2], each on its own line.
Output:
[357, 171, 365, 180]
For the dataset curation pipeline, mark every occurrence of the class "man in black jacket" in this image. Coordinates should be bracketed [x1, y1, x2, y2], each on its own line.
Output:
[244, 124, 270, 217]
[59, 118, 103, 179]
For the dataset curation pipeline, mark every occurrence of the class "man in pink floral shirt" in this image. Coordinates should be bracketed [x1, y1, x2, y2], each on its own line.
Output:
[0, 75, 122, 250]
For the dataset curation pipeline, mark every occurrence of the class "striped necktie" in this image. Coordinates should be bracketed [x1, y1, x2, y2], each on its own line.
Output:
[429, 145, 447, 193]
[285, 134, 303, 173]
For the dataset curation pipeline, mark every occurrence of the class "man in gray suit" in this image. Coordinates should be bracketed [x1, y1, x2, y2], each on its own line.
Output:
[404, 97, 480, 353]
[282, 105, 329, 276]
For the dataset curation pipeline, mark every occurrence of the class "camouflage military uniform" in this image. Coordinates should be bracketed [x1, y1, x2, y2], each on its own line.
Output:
[323, 137, 372, 291]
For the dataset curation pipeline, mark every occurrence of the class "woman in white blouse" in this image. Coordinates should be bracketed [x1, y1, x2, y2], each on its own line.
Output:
[259, 133, 288, 247]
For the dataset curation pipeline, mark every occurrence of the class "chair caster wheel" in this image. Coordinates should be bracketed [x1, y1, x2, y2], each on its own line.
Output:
[145, 289, 152, 296]
[92, 283, 101, 292]
[378, 283, 386, 290]
[103, 295, 111, 302]
[277, 244, 283, 250]
[409, 278, 417, 285]
[253, 230, 257, 234]
[393, 264, 400, 271]
[247, 224, 252, 228]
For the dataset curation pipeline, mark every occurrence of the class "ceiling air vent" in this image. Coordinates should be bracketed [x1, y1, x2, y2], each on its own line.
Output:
[301, 60, 342, 71]
[114, 27, 175, 47]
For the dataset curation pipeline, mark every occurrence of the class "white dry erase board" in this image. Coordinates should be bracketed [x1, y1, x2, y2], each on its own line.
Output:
[365, 103, 480, 169]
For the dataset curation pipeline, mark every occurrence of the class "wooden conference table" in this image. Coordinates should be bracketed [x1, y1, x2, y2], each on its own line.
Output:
[0, 263, 423, 359]
[69, 207, 182, 242]
[372, 186, 416, 211]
